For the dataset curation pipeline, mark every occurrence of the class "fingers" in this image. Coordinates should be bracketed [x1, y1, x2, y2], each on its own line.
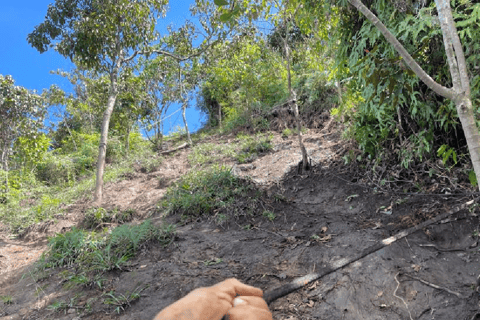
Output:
[226, 296, 272, 320]
[216, 278, 263, 298]
[233, 296, 268, 309]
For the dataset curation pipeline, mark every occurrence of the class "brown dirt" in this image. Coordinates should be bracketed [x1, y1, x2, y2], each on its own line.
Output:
[1, 119, 480, 320]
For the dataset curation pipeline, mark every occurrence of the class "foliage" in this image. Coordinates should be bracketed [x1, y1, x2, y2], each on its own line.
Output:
[28, 0, 168, 71]
[161, 165, 256, 218]
[83, 207, 135, 229]
[0, 74, 45, 189]
[333, 0, 479, 168]
[37, 220, 175, 287]
[236, 133, 273, 163]
[103, 286, 147, 314]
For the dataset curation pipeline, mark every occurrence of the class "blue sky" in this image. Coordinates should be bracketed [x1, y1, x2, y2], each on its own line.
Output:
[0, 0, 206, 135]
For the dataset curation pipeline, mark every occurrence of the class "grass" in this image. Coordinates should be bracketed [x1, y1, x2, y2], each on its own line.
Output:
[103, 286, 147, 314]
[36, 220, 175, 288]
[188, 143, 237, 166]
[83, 207, 135, 229]
[161, 165, 261, 220]
[236, 133, 273, 163]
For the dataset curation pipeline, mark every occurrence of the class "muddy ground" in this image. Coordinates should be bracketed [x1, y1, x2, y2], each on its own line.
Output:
[1, 124, 480, 320]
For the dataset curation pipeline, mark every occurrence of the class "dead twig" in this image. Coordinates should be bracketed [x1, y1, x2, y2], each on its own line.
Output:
[394, 272, 413, 320]
[401, 273, 466, 299]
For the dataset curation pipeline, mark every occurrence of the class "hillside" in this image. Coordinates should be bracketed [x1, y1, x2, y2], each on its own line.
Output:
[1, 119, 479, 320]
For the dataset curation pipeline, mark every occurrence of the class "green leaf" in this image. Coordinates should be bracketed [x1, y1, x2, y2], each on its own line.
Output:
[214, 0, 229, 6]
[220, 12, 234, 22]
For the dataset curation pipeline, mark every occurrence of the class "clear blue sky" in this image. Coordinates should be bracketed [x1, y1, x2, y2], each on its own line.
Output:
[0, 1, 206, 135]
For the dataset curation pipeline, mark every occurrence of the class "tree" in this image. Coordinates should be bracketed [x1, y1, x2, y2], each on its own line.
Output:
[347, 0, 480, 188]
[0, 75, 46, 197]
[28, 0, 168, 204]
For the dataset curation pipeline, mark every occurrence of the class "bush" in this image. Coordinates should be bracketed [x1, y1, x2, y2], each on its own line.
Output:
[162, 165, 252, 217]
[36, 153, 77, 186]
[84, 207, 135, 229]
[38, 221, 175, 283]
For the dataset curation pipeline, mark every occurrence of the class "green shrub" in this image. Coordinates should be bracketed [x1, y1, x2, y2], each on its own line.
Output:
[38, 221, 175, 285]
[36, 153, 77, 186]
[162, 165, 252, 217]
[236, 134, 273, 163]
[84, 207, 135, 229]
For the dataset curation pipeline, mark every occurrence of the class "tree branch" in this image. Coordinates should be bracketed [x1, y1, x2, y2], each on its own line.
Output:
[348, 0, 456, 101]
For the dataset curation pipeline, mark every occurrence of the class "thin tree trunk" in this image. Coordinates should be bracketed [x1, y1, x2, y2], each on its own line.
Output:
[178, 66, 192, 145]
[181, 101, 192, 145]
[125, 123, 131, 158]
[349, 0, 480, 189]
[284, 25, 309, 172]
[93, 74, 118, 204]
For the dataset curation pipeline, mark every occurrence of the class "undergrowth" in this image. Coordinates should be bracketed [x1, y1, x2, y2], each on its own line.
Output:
[36, 220, 175, 288]
[160, 165, 263, 221]
[0, 142, 156, 234]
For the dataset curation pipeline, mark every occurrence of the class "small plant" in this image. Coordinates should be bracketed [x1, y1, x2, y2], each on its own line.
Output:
[47, 294, 82, 314]
[215, 213, 228, 224]
[262, 210, 276, 222]
[282, 128, 293, 138]
[204, 258, 223, 266]
[236, 134, 273, 164]
[1, 295, 13, 304]
[103, 286, 146, 314]
[84, 207, 135, 229]
[139, 156, 163, 173]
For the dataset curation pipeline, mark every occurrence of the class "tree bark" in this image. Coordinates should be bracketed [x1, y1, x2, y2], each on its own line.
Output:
[283, 21, 309, 173]
[348, 0, 480, 189]
[93, 73, 118, 204]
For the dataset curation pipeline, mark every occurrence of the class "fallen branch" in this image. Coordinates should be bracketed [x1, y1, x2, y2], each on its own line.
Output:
[159, 143, 189, 155]
[262, 200, 475, 304]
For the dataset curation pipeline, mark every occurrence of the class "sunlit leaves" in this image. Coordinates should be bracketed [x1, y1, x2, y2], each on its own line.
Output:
[0, 75, 46, 170]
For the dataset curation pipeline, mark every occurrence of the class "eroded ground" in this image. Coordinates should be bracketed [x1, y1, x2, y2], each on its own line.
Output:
[1, 125, 479, 320]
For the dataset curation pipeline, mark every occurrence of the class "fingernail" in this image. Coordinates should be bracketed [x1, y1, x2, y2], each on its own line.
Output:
[233, 297, 245, 307]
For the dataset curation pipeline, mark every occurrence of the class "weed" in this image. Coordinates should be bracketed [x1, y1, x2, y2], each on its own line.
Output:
[1, 295, 13, 304]
[84, 207, 135, 229]
[103, 286, 146, 314]
[204, 258, 223, 266]
[236, 134, 273, 164]
[36, 221, 175, 288]
[47, 293, 82, 314]
[188, 143, 236, 166]
[161, 165, 253, 217]
[262, 210, 276, 222]
[282, 128, 293, 138]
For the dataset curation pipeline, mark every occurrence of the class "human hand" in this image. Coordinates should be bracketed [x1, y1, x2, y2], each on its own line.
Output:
[223, 296, 273, 320]
[153, 278, 265, 320]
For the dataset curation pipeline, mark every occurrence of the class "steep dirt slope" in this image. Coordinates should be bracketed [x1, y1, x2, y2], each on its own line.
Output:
[1, 125, 479, 320]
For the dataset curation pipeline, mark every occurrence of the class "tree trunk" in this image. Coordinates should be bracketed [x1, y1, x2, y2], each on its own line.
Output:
[93, 75, 118, 204]
[124, 123, 131, 158]
[181, 100, 192, 145]
[284, 25, 309, 172]
[348, 0, 480, 189]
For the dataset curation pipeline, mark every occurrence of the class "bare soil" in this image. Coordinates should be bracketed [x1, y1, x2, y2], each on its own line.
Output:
[1, 120, 480, 320]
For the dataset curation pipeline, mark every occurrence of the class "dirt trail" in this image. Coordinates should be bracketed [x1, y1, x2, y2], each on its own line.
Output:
[1, 126, 479, 320]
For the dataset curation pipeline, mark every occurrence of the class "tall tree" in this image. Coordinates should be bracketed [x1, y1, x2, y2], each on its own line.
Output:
[28, 0, 168, 204]
[347, 0, 480, 188]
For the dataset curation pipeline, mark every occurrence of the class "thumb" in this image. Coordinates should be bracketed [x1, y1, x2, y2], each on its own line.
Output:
[233, 297, 246, 307]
